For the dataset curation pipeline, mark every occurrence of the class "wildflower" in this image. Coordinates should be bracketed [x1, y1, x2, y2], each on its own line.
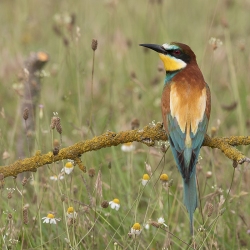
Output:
[109, 198, 120, 211]
[121, 142, 135, 152]
[209, 37, 223, 50]
[66, 207, 77, 219]
[50, 175, 64, 181]
[157, 217, 168, 227]
[160, 173, 168, 182]
[144, 223, 150, 230]
[142, 174, 150, 186]
[62, 161, 74, 175]
[130, 223, 142, 235]
[42, 213, 60, 224]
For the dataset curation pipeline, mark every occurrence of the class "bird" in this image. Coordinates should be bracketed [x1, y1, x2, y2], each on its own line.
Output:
[140, 42, 211, 234]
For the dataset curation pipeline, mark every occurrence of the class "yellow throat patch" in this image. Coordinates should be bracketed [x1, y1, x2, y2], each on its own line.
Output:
[159, 53, 186, 72]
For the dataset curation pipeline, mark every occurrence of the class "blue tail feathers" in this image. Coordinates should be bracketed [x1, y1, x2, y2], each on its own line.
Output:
[183, 172, 198, 235]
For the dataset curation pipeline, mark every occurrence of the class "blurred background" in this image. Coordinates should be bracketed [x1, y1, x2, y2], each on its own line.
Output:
[0, 0, 250, 249]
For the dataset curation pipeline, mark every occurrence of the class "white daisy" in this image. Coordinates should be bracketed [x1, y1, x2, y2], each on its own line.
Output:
[121, 142, 135, 152]
[109, 199, 120, 211]
[142, 174, 150, 186]
[131, 223, 142, 235]
[66, 207, 77, 219]
[157, 217, 168, 227]
[62, 161, 74, 175]
[42, 213, 60, 224]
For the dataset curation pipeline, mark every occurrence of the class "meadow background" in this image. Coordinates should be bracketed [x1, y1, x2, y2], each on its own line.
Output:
[0, 0, 250, 249]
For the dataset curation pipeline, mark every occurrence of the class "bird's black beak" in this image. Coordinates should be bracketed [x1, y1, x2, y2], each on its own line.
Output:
[139, 44, 166, 53]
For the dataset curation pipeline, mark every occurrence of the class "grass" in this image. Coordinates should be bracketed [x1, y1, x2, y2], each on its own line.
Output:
[0, 0, 250, 249]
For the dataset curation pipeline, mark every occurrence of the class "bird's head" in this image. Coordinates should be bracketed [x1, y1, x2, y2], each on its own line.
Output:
[140, 42, 196, 72]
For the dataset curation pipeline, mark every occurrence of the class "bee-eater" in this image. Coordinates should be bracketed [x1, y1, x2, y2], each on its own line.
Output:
[140, 42, 211, 234]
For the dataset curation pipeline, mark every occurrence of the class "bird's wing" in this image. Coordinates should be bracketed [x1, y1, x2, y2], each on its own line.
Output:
[167, 113, 208, 181]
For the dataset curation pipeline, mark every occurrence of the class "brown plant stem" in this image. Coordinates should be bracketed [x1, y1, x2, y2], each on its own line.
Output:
[1, 122, 250, 178]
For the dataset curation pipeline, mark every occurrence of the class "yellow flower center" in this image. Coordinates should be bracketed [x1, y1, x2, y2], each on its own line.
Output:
[65, 162, 73, 168]
[132, 223, 141, 230]
[160, 173, 169, 181]
[142, 174, 150, 180]
[113, 198, 120, 204]
[67, 207, 74, 213]
[123, 142, 132, 147]
[47, 213, 55, 219]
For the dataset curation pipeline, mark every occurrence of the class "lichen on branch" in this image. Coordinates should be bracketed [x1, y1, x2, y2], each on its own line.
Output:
[0, 122, 249, 178]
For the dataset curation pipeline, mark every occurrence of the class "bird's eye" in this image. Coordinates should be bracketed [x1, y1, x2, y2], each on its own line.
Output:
[173, 49, 181, 56]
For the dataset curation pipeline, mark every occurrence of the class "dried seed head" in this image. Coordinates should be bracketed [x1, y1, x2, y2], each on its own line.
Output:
[91, 39, 98, 51]
[101, 200, 109, 208]
[50, 116, 57, 129]
[23, 107, 29, 120]
[55, 117, 62, 134]
[206, 171, 212, 179]
[233, 160, 238, 168]
[22, 177, 28, 186]
[53, 147, 60, 156]
[23, 205, 29, 224]
[131, 118, 140, 130]
[53, 139, 60, 148]
[205, 202, 214, 217]
[8, 213, 12, 220]
[95, 171, 102, 198]
[7, 192, 12, 199]
[88, 168, 96, 178]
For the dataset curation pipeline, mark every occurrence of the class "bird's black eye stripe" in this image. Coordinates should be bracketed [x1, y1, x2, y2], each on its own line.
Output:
[167, 49, 191, 63]
[168, 49, 183, 57]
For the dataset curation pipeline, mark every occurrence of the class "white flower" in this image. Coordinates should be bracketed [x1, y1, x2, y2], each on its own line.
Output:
[131, 223, 142, 235]
[42, 213, 60, 224]
[62, 161, 74, 175]
[66, 207, 77, 219]
[142, 174, 150, 186]
[121, 142, 135, 152]
[109, 199, 120, 211]
[50, 175, 64, 181]
[144, 223, 150, 230]
[157, 217, 168, 227]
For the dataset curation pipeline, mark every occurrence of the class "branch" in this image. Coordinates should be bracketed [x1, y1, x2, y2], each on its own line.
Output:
[0, 122, 249, 179]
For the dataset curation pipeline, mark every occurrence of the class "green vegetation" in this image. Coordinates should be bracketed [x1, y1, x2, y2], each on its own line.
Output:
[0, 0, 249, 249]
